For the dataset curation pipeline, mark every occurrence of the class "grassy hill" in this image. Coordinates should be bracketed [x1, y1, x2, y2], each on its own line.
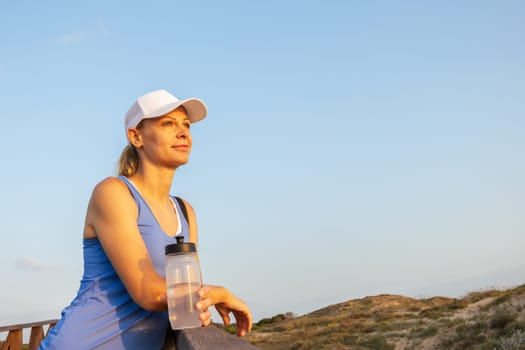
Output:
[237, 284, 525, 349]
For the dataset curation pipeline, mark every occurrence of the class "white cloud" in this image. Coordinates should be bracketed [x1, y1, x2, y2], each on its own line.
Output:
[15, 256, 61, 271]
[59, 31, 87, 45]
[58, 18, 108, 46]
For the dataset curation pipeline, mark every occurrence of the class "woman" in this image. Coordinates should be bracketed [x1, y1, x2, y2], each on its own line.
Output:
[40, 89, 252, 349]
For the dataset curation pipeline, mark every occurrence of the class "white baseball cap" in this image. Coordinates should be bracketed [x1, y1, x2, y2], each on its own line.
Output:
[124, 89, 208, 130]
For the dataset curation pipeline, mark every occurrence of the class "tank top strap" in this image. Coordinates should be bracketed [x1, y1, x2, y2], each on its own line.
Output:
[117, 175, 146, 213]
[170, 195, 190, 236]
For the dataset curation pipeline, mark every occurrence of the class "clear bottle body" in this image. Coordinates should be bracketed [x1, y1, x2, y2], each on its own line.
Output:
[165, 252, 202, 329]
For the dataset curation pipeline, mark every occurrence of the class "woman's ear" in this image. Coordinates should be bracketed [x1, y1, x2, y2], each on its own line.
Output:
[127, 128, 143, 148]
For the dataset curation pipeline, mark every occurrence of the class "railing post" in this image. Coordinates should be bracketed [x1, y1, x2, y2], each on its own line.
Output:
[1, 329, 23, 350]
[28, 326, 44, 350]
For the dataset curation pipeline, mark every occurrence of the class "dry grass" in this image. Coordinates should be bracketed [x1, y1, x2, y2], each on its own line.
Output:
[238, 283, 525, 350]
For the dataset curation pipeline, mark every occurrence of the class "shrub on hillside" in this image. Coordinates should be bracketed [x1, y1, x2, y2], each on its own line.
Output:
[495, 329, 525, 350]
[489, 308, 517, 331]
[358, 335, 393, 350]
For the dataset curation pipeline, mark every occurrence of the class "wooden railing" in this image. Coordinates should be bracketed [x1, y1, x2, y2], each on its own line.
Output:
[0, 319, 57, 350]
[1, 321, 260, 350]
[171, 326, 261, 349]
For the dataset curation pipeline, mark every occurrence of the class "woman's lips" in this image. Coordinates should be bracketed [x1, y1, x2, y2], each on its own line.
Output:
[172, 145, 189, 151]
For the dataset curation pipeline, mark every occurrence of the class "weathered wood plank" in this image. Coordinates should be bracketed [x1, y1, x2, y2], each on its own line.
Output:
[175, 326, 261, 350]
[0, 320, 58, 333]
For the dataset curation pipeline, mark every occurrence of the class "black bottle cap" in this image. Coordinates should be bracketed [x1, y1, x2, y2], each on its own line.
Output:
[165, 236, 197, 255]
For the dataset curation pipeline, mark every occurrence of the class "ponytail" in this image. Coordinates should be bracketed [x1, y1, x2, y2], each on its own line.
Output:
[118, 144, 140, 177]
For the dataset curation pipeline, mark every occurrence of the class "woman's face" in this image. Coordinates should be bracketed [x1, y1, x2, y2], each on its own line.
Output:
[135, 106, 193, 168]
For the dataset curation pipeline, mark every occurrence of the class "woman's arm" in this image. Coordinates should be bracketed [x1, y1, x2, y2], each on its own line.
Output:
[84, 177, 167, 311]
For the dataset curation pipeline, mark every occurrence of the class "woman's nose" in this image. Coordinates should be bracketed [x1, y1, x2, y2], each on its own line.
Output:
[177, 126, 189, 138]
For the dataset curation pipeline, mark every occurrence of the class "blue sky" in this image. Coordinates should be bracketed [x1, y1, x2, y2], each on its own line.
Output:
[0, 0, 524, 328]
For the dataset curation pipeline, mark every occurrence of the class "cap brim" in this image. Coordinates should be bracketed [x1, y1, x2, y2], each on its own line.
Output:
[142, 97, 208, 123]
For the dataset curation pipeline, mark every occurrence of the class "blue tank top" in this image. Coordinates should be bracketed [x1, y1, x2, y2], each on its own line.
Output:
[39, 176, 190, 350]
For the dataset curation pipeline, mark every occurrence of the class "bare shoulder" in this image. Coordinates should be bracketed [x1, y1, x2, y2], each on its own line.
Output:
[88, 176, 135, 212]
[91, 176, 130, 200]
[93, 176, 128, 193]
[84, 177, 135, 238]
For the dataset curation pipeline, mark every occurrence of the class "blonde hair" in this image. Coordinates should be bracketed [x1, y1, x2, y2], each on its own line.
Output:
[118, 144, 140, 177]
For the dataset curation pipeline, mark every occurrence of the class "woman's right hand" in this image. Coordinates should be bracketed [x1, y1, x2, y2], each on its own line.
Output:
[196, 285, 252, 337]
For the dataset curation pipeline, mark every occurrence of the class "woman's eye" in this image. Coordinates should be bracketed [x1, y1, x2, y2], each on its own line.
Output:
[162, 121, 173, 127]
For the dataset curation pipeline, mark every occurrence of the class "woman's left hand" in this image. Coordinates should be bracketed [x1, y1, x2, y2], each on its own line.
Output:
[196, 285, 252, 337]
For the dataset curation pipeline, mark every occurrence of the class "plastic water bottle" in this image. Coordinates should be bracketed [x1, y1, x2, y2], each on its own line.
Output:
[165, 236, 202, 329]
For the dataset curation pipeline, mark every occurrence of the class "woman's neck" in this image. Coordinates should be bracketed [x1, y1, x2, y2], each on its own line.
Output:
[128, 165, 176, 208]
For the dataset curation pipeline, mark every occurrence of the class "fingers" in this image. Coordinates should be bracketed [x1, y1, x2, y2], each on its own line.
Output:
[196, 296, 212, 327]
[199, 309, 212, 327]
[198, 285, 211, 298]
[229, 308, 252, 337]
[196, 298, 212, 311]
[233, 311, 245, 337]
[241, 308, 252, 331]
[216, 304, 231, 326]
